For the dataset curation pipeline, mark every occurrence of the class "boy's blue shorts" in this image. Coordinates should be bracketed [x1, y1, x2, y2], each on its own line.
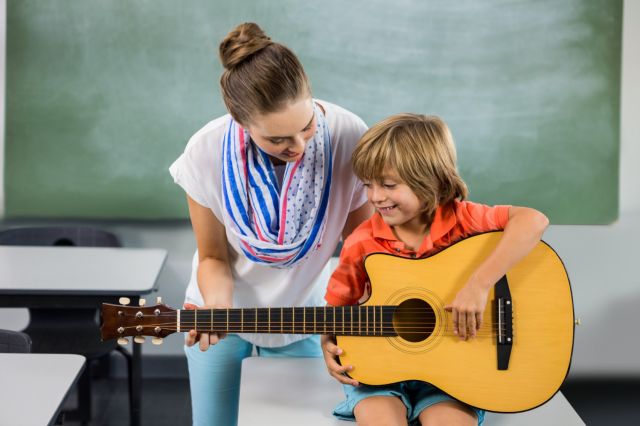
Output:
[333, 380, 485, 425]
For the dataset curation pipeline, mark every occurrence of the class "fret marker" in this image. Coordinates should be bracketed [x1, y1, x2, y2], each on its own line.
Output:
[324, 307, 327, 334]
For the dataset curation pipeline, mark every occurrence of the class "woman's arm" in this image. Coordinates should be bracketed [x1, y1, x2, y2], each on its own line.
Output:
[446, 206, 549, 339]
[184, 195, 235, 351]
[341, 202, 374, 240]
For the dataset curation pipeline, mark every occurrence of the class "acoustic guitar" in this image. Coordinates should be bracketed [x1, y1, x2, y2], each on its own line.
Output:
[100, 231, 574, 413]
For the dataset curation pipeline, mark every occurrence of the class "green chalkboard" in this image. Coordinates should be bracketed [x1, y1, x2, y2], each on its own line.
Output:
[5, 0, 622, 223]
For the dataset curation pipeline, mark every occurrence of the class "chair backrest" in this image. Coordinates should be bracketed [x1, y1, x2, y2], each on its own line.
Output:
[0, 226, 120, 247]
[0, 329, 32, 353]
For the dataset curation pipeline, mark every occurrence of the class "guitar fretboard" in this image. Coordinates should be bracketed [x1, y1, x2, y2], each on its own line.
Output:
[177, 306, 397, 336]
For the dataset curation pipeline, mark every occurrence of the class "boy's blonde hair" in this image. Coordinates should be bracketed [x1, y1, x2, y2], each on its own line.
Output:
[352, 113, 468, 221]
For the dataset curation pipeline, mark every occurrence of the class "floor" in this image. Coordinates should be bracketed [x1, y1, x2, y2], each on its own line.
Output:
[59, 377, 639, 425]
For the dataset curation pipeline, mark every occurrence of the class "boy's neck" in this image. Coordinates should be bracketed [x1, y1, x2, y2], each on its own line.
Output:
[391, 220, 430, 252]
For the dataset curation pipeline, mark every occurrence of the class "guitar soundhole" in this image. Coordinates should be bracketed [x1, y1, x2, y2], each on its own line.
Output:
[392, 298, 436, 343]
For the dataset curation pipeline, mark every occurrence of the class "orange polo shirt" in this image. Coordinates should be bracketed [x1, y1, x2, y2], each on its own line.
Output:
[324, 200, 511, 306]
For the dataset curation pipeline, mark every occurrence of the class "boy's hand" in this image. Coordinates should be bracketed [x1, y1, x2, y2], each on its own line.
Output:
[321, 334, 359, 386]
[444, 281, 490, 340]
[183, 303, 228, 351]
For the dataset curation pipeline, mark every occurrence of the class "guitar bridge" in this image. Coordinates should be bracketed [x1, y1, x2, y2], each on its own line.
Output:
[495, 276, 513, 370]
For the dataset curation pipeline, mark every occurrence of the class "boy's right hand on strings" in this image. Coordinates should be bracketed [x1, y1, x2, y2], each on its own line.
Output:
[321, 334, 359, 386]
[183, 303, 228, 351]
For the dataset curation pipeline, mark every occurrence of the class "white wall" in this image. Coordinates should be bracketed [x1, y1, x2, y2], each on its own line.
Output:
[0, 0, 5, 217]
[620, 0, 640, 214]
[0, 1, 638, 377]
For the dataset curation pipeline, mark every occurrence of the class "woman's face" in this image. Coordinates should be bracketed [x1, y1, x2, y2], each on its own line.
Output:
[246, 97, 317, 163]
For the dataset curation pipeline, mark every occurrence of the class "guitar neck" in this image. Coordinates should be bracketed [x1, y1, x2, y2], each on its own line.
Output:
[177, 306, 398, 336]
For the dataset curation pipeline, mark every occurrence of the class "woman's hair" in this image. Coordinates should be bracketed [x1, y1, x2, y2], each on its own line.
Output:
[219, 23, 311, 125]
[352, 113, 468, 220]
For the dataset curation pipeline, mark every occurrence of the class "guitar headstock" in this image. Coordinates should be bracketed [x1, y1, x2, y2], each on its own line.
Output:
[100, 297, 177, 345]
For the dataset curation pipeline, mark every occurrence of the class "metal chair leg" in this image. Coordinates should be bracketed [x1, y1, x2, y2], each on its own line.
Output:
[116, 345, 135, 425]
[77, 360, 92, 425]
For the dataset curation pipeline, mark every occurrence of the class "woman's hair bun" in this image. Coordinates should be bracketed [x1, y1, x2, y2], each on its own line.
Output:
[219, 22, 273, 70]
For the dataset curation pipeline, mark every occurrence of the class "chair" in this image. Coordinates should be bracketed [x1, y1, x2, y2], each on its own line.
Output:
[0, 226, 134, 425]
[0, 329, 32, 353]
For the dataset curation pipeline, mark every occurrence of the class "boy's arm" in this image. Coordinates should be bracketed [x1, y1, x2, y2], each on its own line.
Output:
[322, 235, 369, 386]
[446, 206, 549, 340]
[322, 328, 359, 386]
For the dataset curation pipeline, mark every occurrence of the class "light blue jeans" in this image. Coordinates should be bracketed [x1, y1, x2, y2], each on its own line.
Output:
[184, 334, 322, 426]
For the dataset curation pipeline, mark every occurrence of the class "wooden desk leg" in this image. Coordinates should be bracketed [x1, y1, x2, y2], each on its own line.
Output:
[131, 342, 142, 426]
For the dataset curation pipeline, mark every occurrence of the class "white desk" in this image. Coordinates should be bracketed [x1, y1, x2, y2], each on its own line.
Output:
[0, 246, 167, 294]
[0, 353, 86, 426]
[0, 245, 167, 426]
[239, 358, 585, 426]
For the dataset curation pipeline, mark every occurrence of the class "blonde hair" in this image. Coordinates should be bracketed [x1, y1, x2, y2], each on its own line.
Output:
[352, 113, 468, 220]
[219, 23, 311, 125]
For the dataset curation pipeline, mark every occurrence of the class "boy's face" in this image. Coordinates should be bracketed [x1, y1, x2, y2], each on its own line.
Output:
[363, 168, 425, 230]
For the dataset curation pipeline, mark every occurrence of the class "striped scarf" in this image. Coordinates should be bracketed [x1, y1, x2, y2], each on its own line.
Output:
[221, 104, 332, 268]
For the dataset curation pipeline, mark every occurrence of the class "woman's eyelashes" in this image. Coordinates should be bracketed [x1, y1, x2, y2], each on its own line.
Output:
[267, 127, 313, 145]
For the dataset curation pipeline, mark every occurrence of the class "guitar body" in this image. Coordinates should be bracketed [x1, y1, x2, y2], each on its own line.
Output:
[336, 232, 574, 413]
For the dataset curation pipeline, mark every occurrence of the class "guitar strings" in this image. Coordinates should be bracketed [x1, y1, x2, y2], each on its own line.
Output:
[125, 313, 511, 327]
[119, 328, 499, 338]
[117, 321, 505, 337]
[125, 315, 507, 329]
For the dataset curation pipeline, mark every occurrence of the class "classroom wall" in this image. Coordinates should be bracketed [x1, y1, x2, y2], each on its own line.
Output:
[0, 1, 638, 378]
[3, 0, 624, 224]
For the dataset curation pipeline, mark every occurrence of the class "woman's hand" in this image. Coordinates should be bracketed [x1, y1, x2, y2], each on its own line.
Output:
[444, 280, 490, 340]
[183, 302, 230, 351]
[321, 334, 359, 386]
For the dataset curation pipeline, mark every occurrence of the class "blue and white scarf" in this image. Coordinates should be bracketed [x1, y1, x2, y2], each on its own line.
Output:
[221, 103, 332, 268]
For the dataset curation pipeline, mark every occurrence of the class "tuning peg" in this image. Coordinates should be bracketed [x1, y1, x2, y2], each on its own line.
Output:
[152, 337, 164, 345]
[156, 296, 163, 304]
[139, 298, 146, 307]
[134, 336, 146, 344]
[119, 297, 130, 306]
[117, 337, 129, 345]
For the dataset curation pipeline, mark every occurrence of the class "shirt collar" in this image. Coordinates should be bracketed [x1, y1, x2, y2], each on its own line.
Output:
[371, 202, 457, 248]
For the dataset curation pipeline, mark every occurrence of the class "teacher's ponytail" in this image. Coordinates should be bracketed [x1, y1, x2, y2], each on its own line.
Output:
[219, 23, 311, 125]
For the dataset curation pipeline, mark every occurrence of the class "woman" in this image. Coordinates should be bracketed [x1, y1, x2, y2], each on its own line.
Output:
[169, 22, 372, 425]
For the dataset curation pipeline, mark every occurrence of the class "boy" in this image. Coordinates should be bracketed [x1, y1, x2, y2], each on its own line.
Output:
[322, 114, 548, 425]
